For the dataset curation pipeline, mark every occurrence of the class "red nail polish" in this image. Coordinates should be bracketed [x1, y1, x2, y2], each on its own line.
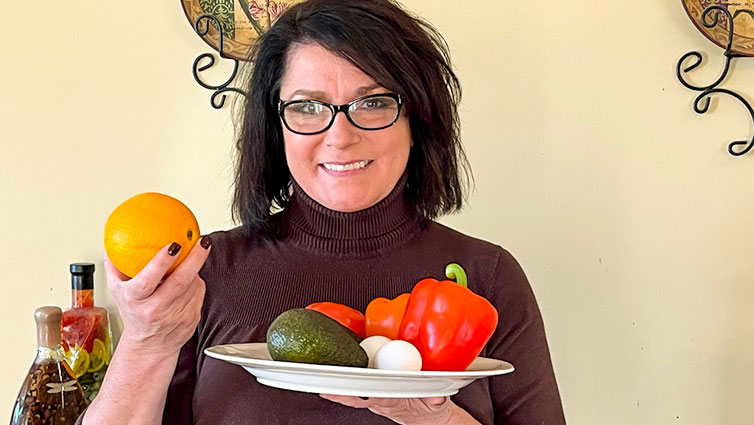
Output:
[200, 236, 212, 249]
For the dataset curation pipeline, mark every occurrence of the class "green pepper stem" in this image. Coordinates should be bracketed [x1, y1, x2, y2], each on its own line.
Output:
[445, 263, 468, 288]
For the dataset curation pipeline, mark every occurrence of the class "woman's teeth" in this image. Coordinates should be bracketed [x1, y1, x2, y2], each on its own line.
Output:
[323, 160, 371, 172]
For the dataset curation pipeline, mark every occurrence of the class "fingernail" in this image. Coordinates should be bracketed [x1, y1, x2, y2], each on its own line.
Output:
[200, 236, 212, 249]
[168, 242, 182, 256]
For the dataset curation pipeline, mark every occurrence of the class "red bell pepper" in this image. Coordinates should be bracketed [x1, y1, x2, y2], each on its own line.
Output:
[364, 293, 411, 339]
[398, 264, 498, 371]
[305, 302, 366, 339]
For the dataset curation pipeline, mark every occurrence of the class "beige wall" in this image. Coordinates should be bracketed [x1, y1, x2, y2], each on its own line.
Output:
[3, 1, 753, 423]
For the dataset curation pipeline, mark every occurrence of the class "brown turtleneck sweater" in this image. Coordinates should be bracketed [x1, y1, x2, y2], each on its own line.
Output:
[156, 176, 563, 424]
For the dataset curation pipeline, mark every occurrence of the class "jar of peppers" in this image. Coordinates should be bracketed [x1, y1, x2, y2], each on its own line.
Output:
[61, 263, 112, 403]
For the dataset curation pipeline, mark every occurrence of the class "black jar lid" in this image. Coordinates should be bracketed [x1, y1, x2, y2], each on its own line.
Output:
[70, 262, 95, 290]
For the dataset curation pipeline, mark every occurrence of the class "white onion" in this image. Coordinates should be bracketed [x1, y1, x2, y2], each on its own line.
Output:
[359, 335, 391, 368]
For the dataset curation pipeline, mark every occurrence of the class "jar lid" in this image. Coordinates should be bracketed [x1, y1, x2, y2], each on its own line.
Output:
[35, 306, 62, 348]
[70, 263, 95, 274]
[70, 262, 95, 290]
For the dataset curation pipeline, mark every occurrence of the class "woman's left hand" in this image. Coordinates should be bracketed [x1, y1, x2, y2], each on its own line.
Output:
[319, 394, 478, 425]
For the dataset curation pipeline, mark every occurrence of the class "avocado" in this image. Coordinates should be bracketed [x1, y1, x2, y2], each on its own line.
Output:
[266, 308, 368, 367]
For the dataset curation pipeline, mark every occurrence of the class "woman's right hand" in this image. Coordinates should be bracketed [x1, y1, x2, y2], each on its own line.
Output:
[104, 237, 212, 357]
[80, 238, 211, 425]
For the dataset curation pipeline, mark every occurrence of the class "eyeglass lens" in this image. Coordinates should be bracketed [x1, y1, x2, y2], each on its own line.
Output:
[282, 95, 399, 134]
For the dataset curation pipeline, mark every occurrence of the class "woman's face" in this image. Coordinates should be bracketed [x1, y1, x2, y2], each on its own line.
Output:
[279, 43, 411, 212]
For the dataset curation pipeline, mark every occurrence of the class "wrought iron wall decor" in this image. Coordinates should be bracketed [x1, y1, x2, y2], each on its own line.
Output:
[192, 14, 246, 109]
[677, 5, 754, 156]
[183, 1, 304, 109]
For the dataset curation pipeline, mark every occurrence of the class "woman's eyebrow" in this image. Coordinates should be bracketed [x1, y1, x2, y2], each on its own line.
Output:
[356, 84, 382, 95]
[286, 84, 385, 100]
[288, 89, 328, 99]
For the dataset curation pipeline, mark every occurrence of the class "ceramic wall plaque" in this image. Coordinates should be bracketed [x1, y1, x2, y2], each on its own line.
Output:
[681, 0, 754, 56]
[182, 0, 305, 61]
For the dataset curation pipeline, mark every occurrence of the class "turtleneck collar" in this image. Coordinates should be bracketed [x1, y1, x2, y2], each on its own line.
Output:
[279, 173, 422, 256]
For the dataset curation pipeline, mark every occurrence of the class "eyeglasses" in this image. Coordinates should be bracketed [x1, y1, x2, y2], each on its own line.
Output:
[278, 93, 403, 135]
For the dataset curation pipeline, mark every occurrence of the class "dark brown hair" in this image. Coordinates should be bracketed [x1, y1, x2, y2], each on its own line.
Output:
[232, 0, 470, 234]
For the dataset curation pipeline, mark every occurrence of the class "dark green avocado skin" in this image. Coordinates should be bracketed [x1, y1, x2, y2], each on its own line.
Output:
[266, 308, 368, 367]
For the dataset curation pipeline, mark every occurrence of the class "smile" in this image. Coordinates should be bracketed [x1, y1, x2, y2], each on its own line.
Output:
[322, 160, 371, 172]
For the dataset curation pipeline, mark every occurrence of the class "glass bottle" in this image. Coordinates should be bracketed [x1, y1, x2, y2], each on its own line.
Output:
[61, 263, 112, 403]
[10, 306, 88, 425]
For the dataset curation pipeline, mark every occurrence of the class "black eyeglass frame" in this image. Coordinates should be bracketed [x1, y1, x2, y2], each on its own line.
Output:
[277, 93, 403, 135]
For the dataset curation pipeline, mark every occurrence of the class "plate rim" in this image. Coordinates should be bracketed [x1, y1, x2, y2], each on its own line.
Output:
[254, 376, 462, 398]
[204, 342, 515, 378]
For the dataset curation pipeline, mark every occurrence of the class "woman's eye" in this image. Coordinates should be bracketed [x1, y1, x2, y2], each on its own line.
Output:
[291, 102, 324, 115]
[363, 99, 388, 109]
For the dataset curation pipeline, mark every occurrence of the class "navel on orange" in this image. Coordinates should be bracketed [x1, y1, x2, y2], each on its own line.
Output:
[104, 193, 200, 278]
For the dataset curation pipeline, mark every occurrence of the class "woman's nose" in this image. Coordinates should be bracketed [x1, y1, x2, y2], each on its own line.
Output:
[323, 111, 361, 149]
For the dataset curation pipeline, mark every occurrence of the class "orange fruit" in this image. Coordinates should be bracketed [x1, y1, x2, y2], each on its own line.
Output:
[104, 193, 200, 278]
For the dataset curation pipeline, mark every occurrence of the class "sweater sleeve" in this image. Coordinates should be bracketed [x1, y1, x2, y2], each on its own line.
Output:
[486, 249, 566, 425]
[162, 332, 197, 425]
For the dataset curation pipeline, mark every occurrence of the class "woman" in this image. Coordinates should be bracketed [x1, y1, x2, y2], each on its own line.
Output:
[81, 0, 566, 424]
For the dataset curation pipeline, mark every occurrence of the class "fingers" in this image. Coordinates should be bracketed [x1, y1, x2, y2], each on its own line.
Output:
[135, 242, 183, 284]
[159, 275, 206, 324]
[177, 277, 206, 329]
[420, 397, 448, 408]
[170, 236, 212, 284]
[319, 394, 371, 409]
[125, 243, 182, 300]
[103, 253, 129, 283]
[320, 394, 453, 423]
[319, 395, 407, 409]
[107, 235, 212, 303]
[154, 236, 212, 299]
[104, 253, 132, 309]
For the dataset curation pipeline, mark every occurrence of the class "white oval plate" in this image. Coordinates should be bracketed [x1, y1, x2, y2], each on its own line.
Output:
[205, 343, 515, 398]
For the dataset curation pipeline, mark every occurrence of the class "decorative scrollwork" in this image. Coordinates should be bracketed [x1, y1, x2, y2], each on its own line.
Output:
[193, 14, 247, 109]
[677, 5, 754, 156]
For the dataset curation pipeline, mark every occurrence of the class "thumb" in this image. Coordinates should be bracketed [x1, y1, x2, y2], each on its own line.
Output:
[421, 397, 448, 407]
